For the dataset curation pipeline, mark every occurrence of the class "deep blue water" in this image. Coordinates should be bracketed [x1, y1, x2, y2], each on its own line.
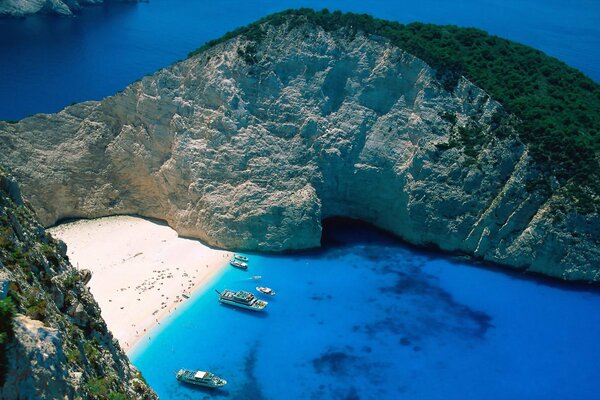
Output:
[1, 0, 599, 120]
[130, 222, 600, 399]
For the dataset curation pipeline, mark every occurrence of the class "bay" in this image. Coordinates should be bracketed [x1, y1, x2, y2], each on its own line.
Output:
[130, 221, 600, 399]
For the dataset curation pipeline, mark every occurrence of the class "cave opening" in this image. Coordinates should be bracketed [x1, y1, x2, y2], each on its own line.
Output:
[319, 217, 402, 249]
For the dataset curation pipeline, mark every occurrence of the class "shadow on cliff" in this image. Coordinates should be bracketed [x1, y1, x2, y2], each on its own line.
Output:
[318, 217, 600, 293]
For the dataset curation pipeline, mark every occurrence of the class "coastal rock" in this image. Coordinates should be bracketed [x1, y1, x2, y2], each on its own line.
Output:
[0, 0, 141, 17]
[80, 268, 92, 284]
[0, 169, 157, 399]
[0, 17, 598, 281]
[2, 315, 73, 400]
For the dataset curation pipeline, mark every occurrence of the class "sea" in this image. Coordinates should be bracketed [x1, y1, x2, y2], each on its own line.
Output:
[129, 220, 600, 399]
[2, 1, 600, 399]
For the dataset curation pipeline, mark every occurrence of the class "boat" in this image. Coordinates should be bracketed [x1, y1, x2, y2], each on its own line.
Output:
[229, 259, 248, 270]
[216, 289, 268, 311]
[234, 254, 249, 262]
[250, 275, 262, 280]
[182, 293, 190, 299]
[175, 369, 227, 388]
[256, 286, 276, 296]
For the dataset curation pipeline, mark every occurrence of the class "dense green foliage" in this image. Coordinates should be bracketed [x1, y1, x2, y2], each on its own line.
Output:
[0, 297, 16, 386]
[189, 8, 600, 211]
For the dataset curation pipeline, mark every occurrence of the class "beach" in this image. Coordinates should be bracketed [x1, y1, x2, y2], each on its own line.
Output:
[48, 215, 232, 352]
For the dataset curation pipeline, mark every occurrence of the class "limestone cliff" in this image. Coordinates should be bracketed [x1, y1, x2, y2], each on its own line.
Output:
[0, 0, 141, 17]
[0, 169, 157, 399]
[0, 13, 598, 281]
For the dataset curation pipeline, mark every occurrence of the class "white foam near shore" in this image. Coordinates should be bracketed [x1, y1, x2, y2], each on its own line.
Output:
[48, 215, 232, 352]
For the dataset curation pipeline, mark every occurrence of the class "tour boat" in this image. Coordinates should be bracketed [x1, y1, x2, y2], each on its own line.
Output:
[175, 369, 227, 388]
[229, 259, 248, 270]
[234, 254, 249, 262]
[256, 286, 276, 296]
[216, 289, 268, 311]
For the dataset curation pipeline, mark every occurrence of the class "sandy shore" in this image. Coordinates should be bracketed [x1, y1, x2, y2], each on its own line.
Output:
[48, 215, 232, 352]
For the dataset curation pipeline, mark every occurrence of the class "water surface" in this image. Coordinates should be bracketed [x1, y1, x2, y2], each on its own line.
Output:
[130, 221, 600, 399]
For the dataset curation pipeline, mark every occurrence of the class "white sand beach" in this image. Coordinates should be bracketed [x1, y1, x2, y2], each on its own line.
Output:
[48, 216, 232, 352]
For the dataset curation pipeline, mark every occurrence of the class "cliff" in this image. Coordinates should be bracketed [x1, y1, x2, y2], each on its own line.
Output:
[0, 0, 141, 17]
[0, 168, 157, 399]
[0, 10, 598, 281]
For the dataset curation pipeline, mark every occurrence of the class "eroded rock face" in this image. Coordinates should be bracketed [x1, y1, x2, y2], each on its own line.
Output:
[0, 20, 598, 280]
[0, 0, 140, 17]
[0, 170, 157, 399]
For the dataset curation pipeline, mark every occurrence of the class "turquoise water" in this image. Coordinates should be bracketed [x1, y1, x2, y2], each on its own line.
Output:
[1, 0, 599, 119]
[130, 222, 600, 399]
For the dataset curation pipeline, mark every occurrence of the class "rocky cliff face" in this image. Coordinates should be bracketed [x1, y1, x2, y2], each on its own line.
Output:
[0, 17, 598, 281]
[0, 169, 156, 399]
[0, 0, 140, 17]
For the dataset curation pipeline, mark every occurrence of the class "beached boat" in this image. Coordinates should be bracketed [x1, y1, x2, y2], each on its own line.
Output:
[256, 286, 276, 296]
[234, 254, 249, 262]
[216, 289, 268, 311]
[230, 259, 248, 270]
[176, 369, 227, 388]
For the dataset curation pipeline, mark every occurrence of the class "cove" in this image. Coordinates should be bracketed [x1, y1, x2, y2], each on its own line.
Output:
[130, 220, 600, 399]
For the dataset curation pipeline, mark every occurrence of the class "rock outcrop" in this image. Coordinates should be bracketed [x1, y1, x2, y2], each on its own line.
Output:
[0, 14, 598, 281]
[0, 0, 141, 18]
[0, 168, 157, 399]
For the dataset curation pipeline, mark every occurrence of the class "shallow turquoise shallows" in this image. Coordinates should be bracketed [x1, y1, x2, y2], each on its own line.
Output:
[130, 222, 600, 399]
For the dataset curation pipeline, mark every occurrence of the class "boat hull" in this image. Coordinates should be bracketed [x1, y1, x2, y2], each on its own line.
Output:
[218, 298, 267, 311]
[177, 378, 227, 388]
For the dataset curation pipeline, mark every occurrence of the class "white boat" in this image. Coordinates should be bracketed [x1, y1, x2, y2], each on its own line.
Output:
[234, 254, 249, 262]
[216, 289, 268, 311]
[256, 286, 276, 296]
[250, 275, 262, 280]
[229, 259, 248, 270]
[176, 369, 227, 388]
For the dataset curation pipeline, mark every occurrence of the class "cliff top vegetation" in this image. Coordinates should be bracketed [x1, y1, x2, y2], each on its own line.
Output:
[189, 8, 600, 213]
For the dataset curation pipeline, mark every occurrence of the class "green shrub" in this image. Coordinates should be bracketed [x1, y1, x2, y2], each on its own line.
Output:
[0, 297, 16, 386]
[40, 244, 54, 258]
[107, 392, 129, 400]
[84, 339, 101, 364]
[62, 271, 81, 289]
[0, 226, 12, 249]
[23, 289, 47, 321]
[66, 347, 82, 364]
[85, 375, 122, 400]
[86, 377, 110, 398]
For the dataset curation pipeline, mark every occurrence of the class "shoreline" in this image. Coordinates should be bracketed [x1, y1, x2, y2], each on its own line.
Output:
[48, 215, 233, 352]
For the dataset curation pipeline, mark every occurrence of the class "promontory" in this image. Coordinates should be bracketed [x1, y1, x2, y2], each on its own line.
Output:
[1, 9, 599, 281]
[0, 0, 141, 18]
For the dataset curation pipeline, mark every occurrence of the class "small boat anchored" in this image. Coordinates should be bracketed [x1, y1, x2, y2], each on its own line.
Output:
[256, 286, 276, 296]
[230, 259, 248, 270]
[216, 289, 268, 311]
[234, 254, 249, 262]
[176, 369, 227, 388]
